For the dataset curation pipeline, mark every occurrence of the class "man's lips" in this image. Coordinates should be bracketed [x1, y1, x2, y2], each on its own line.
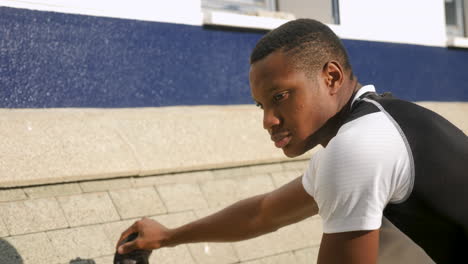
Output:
[271, 132, 291, 148]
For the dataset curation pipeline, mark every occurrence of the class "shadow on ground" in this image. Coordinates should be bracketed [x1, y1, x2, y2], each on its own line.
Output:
[0, 238, 23, 263]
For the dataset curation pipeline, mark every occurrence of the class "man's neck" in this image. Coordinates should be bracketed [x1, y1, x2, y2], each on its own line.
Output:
[318, 80, 362, 147]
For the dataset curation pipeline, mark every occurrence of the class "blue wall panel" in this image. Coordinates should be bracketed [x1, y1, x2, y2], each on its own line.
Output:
[1, 7, 467, 108]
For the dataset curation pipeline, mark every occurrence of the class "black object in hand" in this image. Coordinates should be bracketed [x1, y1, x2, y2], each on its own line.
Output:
[114, 232, 152, 264]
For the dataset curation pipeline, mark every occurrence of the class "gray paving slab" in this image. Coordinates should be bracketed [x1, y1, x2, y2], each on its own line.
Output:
[102, 219, 139, 247]
[0, 197, 68, 235]
[109, 187, 167, 219]
[0, 218, 8, 237]
[80, 178, 134, 193]
[281, 160, 310, 171]
[294, 247, 320, 264]
[200, 178, 239, 208]
[3, 232, 61, 264]
[212, 166, 252, 179]
[270, 170, 301, 188]
[58, 192, 120, 227]
[134, 171, 214, 187]
[157, 183, 208, 212]
[189, 242, 239, 264]
[243, 252, 297, 264]
[249, 163, 284, 174]
[23, 182, 82, 199]
[0, 188, 26, 202]
[150, 245, 196, 264]
[47, 225, 114, 264]
[233, 224, 307, 261]
[296, 217, 323, 246]
[236, 174, 276, 200]
[150, 211, 197, 229]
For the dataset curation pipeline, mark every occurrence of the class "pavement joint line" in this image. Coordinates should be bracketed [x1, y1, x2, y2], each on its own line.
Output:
[55, 196, 72, 229]
[196, 181, 211, 211]
[107, 190, 124, 221]
[152, 185, 169, 215]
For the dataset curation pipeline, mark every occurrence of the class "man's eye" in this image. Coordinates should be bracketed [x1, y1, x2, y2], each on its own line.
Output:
[273, 91, 288, 102]
[255, 102, 263, 109]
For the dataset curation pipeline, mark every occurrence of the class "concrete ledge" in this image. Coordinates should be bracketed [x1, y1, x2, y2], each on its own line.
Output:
[0, 105, 312, 188]
[1, 102, 466, 188]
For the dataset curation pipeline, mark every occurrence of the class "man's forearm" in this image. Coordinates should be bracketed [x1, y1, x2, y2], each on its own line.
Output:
[163, 193, 274, 247]
[162, 177, 318, 247]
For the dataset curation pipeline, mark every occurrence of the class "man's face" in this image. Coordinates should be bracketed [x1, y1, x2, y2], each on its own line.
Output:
[250, 51, 337, 157]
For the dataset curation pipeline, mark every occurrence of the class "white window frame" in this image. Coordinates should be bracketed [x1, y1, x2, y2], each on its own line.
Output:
[446, 0, 465, 37]
[202, 0, 276, 13]
[446, 0, 468, 48]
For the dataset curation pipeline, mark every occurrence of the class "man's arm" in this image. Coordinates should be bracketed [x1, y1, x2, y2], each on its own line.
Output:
[117, 176, 318, 254]
[318, 230, 380, 264]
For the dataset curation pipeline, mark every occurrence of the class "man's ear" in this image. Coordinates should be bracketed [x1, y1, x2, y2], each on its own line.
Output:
[322, 61, 344, 95]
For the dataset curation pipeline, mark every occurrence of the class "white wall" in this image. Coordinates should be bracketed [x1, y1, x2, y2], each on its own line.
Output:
[0, 0, 450, 46]
[335, 0, 447, 46]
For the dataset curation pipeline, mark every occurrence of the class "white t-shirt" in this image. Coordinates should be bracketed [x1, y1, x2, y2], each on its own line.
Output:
[302, 85, 412, 233]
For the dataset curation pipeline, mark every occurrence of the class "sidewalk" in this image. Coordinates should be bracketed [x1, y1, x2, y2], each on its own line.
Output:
[0, 160, 322, 264]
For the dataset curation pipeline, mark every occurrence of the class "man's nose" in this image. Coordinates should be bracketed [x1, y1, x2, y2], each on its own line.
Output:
[263, 108, 280, 131]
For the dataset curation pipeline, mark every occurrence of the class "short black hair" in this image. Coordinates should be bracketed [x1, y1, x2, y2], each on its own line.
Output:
[250, 19, 353, 78]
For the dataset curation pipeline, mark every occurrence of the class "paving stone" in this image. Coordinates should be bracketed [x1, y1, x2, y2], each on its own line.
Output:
[150, 245, 196, 264]
[233, 224, 307, 261]
[270, 171, 301, 188]
[212, 166, 252, 179]
[2, 232, 61, 264]
[23, 183, 82, 199]
[241, 259, 263, 264]
[296, 217, 323, 246]
[58, 192, 120, 227]
[236, 174, 276, 200]
[189, 242, 239, 264]
[109, 187, 167, 219]
[200, 178, 240, 207]
[0, 218, 8, 237]
[102, 218, 139, 247]
[157, 183, 208, 212]
[243, 252, 297, 264]
[80, 178, 133, 192]
[134, 171, 214, 187]
[281, 160, 309, 171]
[0, 188, 26, 202]
[47, 225, 114, 263]
[249, 163, 284, 174]
[294, 247, 320, 264]
[201, 174, 275, 208]
[193, 207, 224, 219]
[0, 197, 68, 235]
[150, 211, 197, 228]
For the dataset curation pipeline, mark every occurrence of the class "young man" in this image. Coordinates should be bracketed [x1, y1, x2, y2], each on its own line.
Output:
[117, 19, 468, 263]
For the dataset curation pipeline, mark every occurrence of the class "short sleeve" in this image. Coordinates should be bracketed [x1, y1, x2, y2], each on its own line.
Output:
[302, 112, 411, 234]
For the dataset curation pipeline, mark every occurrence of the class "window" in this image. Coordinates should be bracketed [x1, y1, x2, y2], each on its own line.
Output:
[202, 0, 340, 25]
[202, 0, 276, 14]
[445, 0, 467, 37]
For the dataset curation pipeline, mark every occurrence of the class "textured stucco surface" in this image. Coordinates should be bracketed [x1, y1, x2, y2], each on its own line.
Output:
[0, 105, 313, 188]
[1, 102, 466, 188]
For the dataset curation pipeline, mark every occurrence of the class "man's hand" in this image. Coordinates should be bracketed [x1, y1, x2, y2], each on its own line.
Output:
[116, 217, 171, 254]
